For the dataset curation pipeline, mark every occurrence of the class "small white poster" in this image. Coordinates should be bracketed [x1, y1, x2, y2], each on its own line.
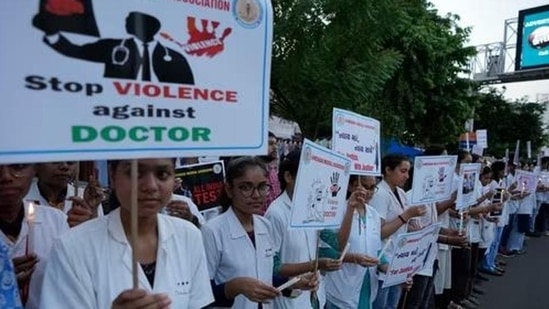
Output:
[456, 163, 482, 210]
[332, 108, 381, 176]
[476, 129, 488, 149]
[382, 224, 440, 288]
[514, 170, 540, 195]
[289, 139, 351, 229]
[409, 156, 457, 205]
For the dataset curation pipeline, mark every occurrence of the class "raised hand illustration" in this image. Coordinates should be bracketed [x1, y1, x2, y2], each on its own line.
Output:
[329, 172, 341, 197]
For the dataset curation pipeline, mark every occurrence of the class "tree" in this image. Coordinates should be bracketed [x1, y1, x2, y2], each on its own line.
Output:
[474, 88, 549, 158]
[373, 1, 477, 146]
[270, 0, 406, 139]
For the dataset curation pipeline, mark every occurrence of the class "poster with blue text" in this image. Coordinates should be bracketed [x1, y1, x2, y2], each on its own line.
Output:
[332, 108, 381, 176]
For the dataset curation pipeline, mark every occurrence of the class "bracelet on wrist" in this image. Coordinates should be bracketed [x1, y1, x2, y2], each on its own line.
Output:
[398, 215, 407, 224]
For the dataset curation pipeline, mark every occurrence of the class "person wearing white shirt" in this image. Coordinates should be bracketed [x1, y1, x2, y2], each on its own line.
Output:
[323, 175, 383, 309]
[369, 154, 426, 309]
[265, 150, 338, 309]
[0, 163, 69, 309]
[201, 157, 282, 309]
[506, 168, 536, 254]
[25, 161, 105, 227]
[40, 158, 213, 308]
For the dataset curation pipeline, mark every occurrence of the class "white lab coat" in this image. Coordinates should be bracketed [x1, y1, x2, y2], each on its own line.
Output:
[324, 205, 382, 309]
[40, 208, 213, 308]
[202, 207, 275, 309]
[369, 179, 408, 280]
[265, 192, 326, 309]
[2, 203, 69, 309]
[25, 178, 105, 216]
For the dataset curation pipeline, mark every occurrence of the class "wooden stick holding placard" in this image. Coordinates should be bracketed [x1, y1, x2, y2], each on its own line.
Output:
[131, 160, 139, 289]
[310, 230, 321, 309]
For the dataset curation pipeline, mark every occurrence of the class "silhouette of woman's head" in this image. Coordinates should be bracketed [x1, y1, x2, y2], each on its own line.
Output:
[125, 12, 161, 42]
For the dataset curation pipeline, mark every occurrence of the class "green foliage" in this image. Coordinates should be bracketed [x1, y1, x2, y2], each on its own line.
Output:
[271, 0, 479, 143]
[271, 0, 405, 138]
[474, 88, 549, 158]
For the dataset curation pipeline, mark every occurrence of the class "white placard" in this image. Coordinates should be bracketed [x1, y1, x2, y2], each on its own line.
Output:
[290, 139, 351, 229]
[527, 141, 532, 159]
[332, 108, 381, 176]
[456, 163, 482, 210]
[514, 170, 539, 195]
[471, 145, 484, 156]
[0, 0, 273, 163]
[409, 156, 457, 205]
[476, 129, 488, 149]
[382, 224, 440, 288]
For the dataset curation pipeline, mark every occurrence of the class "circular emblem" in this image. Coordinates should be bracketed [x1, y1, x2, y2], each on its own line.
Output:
[233, 0, 263, 29]
[303, 146, 312, 164]
[336, 114, 345, 127]
[398, 237, 407, 248]
[213, 164, 222, 174]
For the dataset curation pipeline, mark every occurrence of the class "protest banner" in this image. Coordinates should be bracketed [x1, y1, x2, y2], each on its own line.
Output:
[175, 160, 225, 211]
[456, 163, 482, 210]
[476, 129, 488, 148]
[290, 139, 351, 229]
[0, 238, 23, 308]
[0, 0, 273, 163]
[382, 224, 440, 288]
[514, 169, 540, 195]
[332, 108, 381, 176]
[409, 156, 457, 205]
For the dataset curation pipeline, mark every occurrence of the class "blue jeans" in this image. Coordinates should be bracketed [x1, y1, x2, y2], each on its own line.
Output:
[482, 226, 503, 270]
[373, 282, 402, 309]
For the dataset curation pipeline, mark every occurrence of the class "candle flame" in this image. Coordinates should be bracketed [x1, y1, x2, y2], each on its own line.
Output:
[28, 202, 35, 220]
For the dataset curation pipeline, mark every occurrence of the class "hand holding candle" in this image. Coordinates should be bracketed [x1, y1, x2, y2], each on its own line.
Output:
[26, 202, 35, 255]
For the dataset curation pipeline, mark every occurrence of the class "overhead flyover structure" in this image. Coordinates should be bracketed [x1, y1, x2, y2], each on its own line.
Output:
[468, 4, 549, 85]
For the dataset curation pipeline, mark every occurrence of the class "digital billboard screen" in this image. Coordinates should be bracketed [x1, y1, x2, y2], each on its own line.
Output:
[516, 4, 549, 71]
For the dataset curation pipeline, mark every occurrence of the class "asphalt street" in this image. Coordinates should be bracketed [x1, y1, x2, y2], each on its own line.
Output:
[476, 235, 549, 309]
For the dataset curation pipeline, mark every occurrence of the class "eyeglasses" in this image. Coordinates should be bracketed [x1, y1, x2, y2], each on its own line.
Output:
[0, 164, 33, 178]
[236, 183, 272, 198]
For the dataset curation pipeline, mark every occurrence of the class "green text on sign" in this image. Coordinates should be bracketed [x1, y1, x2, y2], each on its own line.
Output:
[72, 125, 211, 143]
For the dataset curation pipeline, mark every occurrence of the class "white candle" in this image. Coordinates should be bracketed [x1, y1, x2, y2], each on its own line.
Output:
[338, 243, 350, 262]
[377, 238, 392, 261]
[458, 211, 464, 236]
[26, 202, 35, 255]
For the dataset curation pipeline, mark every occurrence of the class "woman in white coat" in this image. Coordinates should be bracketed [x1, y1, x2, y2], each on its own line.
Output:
[201, 156, 282, 309]
[324, 175, 384, 309]
[40, 158, 214, 309]
[369, 154, 426, 309]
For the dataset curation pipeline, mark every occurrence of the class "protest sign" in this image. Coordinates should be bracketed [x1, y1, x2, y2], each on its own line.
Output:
[456, 163, 482, 210]
[514, 169, 540, 195]
[175, 161, 225, 211]
[0, 238, 23, 308]
[382, 224, 440, 288]
[0, 0, 273, 163]
[409, 156, 457, 205]
[476, 129, 488, 148]
[289, 139, 351, 229]
[332, 108, 381, 175]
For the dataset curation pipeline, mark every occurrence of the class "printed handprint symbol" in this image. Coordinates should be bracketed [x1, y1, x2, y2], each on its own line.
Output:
[329, 172, 341, 197]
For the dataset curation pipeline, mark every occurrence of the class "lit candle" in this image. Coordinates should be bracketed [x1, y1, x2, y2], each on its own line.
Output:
[26, 202, 35, 255]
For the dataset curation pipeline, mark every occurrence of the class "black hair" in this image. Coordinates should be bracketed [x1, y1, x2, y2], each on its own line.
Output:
[456, 149, 471, 163]
[423, 144, 446, 156]
[491, 161, 505, 181]
[278, 149, 301, 192]
[217, 156, 268, 212]
[268, 131, 277, 139]
[471, 153, 481, 163]
[381, 154, 410, 176]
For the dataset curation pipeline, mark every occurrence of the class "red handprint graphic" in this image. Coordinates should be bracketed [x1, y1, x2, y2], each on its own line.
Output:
[45, 0, 84, 16]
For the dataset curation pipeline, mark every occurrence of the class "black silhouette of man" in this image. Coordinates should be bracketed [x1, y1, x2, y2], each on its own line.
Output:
[35, 12, 194, 84]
